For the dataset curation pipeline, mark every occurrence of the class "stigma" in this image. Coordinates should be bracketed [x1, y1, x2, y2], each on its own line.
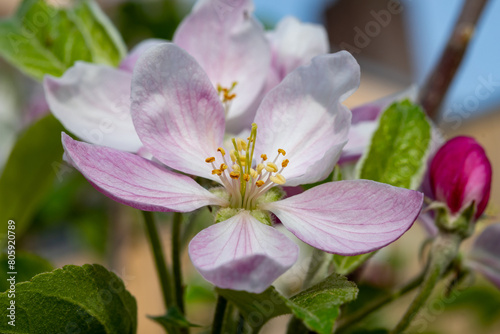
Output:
[205, 123, 289, 210]
[217, 82, 238, 116]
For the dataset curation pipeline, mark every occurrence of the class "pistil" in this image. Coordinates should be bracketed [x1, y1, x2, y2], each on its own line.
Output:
[206, 123, 289, 210]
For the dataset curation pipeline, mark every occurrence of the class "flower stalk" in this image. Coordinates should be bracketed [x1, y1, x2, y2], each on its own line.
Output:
[391, 231, 462, 333]
[172, 212, 187, 320]
[142, 211, 174, 310]
[211, 295, 228, 334]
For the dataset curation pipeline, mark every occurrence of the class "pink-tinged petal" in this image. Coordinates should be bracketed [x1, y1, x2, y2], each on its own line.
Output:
[267, 16, 329, 84]
[189, 211, 299, 293]
[262, 180, 423, 255]
[174, 0, 270, 124]
[44, 62, 141, 152]
[119, 38, 167, 73]
[131, 43, 225, 180]
[255, 52, 360, 186]
[468, 224, 500, 288]
[62, 133, 227, 212]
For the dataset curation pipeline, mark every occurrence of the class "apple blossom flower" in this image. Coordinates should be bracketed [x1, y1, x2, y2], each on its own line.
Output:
[62, 43, 423, 293]
[468, 223, 500, 289]
[430, 136, 492, 221]
[45, 0, 335, 146]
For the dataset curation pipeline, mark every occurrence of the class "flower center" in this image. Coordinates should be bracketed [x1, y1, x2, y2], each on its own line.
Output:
[217, 82, 238, 116]
[205, 123, 289, 210]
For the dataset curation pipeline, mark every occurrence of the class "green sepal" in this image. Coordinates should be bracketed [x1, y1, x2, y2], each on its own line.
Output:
[257, 186, 285, 204]
[215, 207, 239, 223]
[250, 210, 273, 226]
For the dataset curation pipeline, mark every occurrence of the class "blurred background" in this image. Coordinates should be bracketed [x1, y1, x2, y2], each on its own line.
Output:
[1, 0, 499, 333]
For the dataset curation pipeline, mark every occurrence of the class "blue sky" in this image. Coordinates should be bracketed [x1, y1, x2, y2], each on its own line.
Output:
[253, 0, 500, 119]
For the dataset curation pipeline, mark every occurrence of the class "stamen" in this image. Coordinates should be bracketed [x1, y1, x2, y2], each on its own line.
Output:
[282, 159, 289, 168]
[220, 164, 228, 171]
[217, 147, 226, 155]
[205, 157, 215, 163]
[256, 163, 265, 174]
[278, 148, 286, 156]
[270, 174, 286, 185]
[232, 164, 241, 172]
[250, 168, 258, 179]
[237, 138, 247, 151]
[212, 169, 222, 175]
[261, 154, 268, 161]
[230, 150, 237, 163]
[243, 174, 250, 182]
[265, 162, 278, 173]
[230, 171, 240, 179]
[256, 180, 265, 187]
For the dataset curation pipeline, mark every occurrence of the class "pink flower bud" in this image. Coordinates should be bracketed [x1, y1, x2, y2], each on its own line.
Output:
[430, 136, 492, 221]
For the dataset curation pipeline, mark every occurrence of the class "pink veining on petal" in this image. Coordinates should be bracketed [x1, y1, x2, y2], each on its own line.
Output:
[262, 180, 423, 255]
[62, 133, 227, 212]
[174, 0, 270, 128]
[189, 211, 299, 293]
[254, 52, 359, 186]
[131, 43, 226, 181]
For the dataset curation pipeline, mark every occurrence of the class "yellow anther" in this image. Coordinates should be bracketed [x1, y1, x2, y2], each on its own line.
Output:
[278, 148, 286, 156]
[270, 174, 286, 185]
[250, 168, 258, 179]
[212, 169, 222, 175]
[282, 159, 289, 168]
[226, 93, 236, 100]
[265, 162, 279, 173]
[256, 180, 265, 187]
[220, 163, 228, 171]
[232, 164, 241, 172]
[205, 157, 215, 163]
[243, 174, 250, 182]
[261, 154, 268, 161]
[230, 171, 240, 179]
[230, 150, 237, 162]
[256, 163, 265, 174]
[217, 147, 226, 155]
[236, 138, 247, 151]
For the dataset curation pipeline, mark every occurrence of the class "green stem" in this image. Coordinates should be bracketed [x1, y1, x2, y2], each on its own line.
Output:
[142, 211, 174, 310]
[211, 295, 228, 334]
[336, 270, 425, 333]
[390, 232, 462, 334]
[172, 212, 185, 314]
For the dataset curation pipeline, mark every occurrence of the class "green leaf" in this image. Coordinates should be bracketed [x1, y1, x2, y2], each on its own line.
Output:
[149, 307, 201, 330]
[218, 273, 358, 334]
[0, 264, 137, 333]
[332, 252, 374, 276]
[0, 252, 53, 292]
[216, 286, 291, 333]
[288, 273, 358, 334]
[0, 0, 126, 81]
[356, 99, 432, 189]
[0, 115, 65, 244]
